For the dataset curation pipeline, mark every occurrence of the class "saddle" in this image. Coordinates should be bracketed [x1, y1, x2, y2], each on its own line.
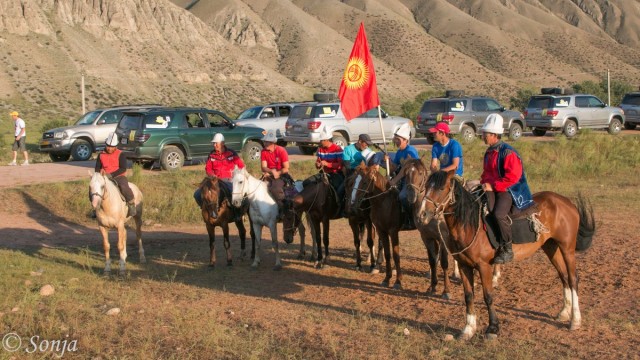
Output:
[106, 176, 126, 202]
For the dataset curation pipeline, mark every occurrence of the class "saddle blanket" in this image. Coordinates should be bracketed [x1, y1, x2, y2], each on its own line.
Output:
[484, 213, 539, 250]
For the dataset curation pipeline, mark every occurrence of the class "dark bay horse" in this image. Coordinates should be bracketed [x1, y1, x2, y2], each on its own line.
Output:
[199, 177, 250, 269]
[290, 172, 341, 269]
[345, 171, 379, 272]
[418, 170, 595, 339]
[352, 163, 404, 289]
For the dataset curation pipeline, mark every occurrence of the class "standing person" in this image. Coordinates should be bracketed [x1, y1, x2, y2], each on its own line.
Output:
[429, 122, 463, 176]
[261, 130, 291, 219]
[9, 111, 29, 166]
[342, 133, 375, 177]
[385, 122, 419, 229]
[315, 126, 345, 214]
[95, 132, 136, 216]
[480, 114, 534, 264]
[194, 133, 245, 220]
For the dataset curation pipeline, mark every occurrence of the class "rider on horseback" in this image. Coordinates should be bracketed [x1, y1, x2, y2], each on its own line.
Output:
[315, 126, 345, 216]
[94, 132, 137, 217]
[385, 122, 419, 230]
[480, 114, 534, 264]
[194, 133, 245, 221]
[343, 133, 376, 178]
[261, 130, 292, 220]
[429, 122, 464, 177]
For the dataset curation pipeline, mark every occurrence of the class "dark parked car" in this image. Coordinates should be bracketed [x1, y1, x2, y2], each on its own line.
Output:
[620, 92, 640, 130]
[115, 107, 265, 170]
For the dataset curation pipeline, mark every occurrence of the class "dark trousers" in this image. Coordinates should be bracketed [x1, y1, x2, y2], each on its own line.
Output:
[113, 175, 134, 203]
[486, 191, 513, 245]
[328, 172, 345, 203]
[194, 180, 232, 207]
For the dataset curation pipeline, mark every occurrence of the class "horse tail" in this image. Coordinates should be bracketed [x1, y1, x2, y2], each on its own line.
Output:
[575, 193, 596, 251]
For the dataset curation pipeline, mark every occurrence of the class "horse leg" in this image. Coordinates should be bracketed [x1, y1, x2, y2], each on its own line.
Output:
[206, 223, 216, 269]
[379, 231, 392, 287]
[321, 217, 331, 267]
[424, 236, 439, 296]
[222, 223, 232, 267]
[374, 236, 384, 274]
[350, 218, 362, 271]
[492, 264, 502, 288]
[117, 223, 128, 277]
[478, 262, 500, 338]
[366, 220, 377, 273]
[251, 223, 262, 269]
[270, 222, 282, 271]
[248, 213, 256, 260]
[541, 241, 576, 327]
[100, 226, 111, 275]
[391, 231, 402, 290]
[236, 218, 247, 260]
[313, 218, 323, 269]
[297, 219, 306, 258]
[459, 265, 478, 341]
[453, 260, 461, 280]
[440, 244, 451, 300]
[298, 215, 308, 260]
[134, 212, 145, 264]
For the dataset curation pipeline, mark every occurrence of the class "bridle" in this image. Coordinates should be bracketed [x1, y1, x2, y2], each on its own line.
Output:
[405, 164, 427, 204]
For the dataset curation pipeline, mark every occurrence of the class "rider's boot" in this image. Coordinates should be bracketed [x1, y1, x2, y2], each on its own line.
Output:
[494, 241, 514, 264]
[127, 200, 137, 217]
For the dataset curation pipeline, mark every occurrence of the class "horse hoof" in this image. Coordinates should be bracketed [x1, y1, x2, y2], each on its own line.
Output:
[273, 264, 282, 271]
[103, 271, 111, 277]
[485, 333, 498, 341]
[370, 268, 380, 275]
[441, 293, 450, 300]
[459, 333, 474, 341]
[226, 262, 233, 267]
[314, 262, 323, 269]
[140, 257, 147, 264]
[570, 322, 581, 331]
[207, 265, 215, 271]
[556, 312, 571, 322]
[393, 283, 403, 290]
[380, 280, 390, 287]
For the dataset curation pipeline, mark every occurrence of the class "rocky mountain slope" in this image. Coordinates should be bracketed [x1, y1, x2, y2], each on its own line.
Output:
[1, 0, 639, 122]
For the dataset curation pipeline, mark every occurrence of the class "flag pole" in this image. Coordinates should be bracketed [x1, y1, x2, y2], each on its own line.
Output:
[377, 105, 391, 178]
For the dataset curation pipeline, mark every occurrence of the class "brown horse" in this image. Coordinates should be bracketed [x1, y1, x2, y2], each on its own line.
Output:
[352, 163, 404, 289]
[417, 170, 595, 339]
[199, 177, 250, 268]
[344, 171, 379, 272]
[290, 173, 341, 268]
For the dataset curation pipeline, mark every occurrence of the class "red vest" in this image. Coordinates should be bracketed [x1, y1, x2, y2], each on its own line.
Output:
[100, 149, 122, 174]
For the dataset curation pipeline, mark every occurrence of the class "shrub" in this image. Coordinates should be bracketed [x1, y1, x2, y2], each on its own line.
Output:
[40, 119, 69, 133]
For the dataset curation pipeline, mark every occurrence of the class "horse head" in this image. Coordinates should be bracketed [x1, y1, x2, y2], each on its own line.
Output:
[200, 176, 221, 219]
[231, 165, 246, 207]
[403, 158, 429, 205]
[419, 170, 456, 225]
[89, 172, 107, 210]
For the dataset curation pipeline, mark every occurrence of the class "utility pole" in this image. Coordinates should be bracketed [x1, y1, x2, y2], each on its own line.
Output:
[81, 68, 86, 114]
[607, 69, 611, 106]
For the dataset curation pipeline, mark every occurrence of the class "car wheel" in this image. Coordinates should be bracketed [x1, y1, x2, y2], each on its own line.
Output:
[49, 152, 71, 162]
[332, 134, 348, 148]
[242, 140, 263, 161]
[563, 120, 578, 138]
[624, 122, 636, 130]
[160, 145, 184, 171]
[460, 125, 476, 143]
[532, 128, 547, 136]
[298, 145, 316, 155]
[70, 139, 93, 161]
[508, 123, 523, 141]
[608, 119, 622, 135]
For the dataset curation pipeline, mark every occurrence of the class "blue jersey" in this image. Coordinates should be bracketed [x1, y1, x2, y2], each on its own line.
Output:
[432, 138, 464, 176]
[393, 145, 419, 165]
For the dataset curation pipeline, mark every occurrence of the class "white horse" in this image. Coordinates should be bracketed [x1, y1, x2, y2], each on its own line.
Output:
[89, 172, 145, 276]
[231, 166, 283, 270]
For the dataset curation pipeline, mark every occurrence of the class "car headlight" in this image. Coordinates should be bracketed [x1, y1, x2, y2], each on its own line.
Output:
[54, 131, 69, 139]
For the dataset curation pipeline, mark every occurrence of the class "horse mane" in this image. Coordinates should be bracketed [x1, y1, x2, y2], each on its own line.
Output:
[427, 171, 480, 230]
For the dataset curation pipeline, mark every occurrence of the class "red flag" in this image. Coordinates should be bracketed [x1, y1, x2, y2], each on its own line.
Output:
[338, 22, 380, 121]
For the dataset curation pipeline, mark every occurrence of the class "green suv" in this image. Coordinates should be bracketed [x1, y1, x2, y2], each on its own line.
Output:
[115, 107, 265, 170]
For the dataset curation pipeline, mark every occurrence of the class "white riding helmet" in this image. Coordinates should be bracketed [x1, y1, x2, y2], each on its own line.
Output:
[318, 126, 332, 141]
[394, 122, 412, 140]
[262, 130, 277, 143]
[105, 132, 119, 147]
[482, 114, 504, 134]
[211, 133, 225, 143]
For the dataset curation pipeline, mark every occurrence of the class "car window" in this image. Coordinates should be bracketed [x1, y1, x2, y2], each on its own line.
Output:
[421, 101, 446, 113]
[575, 97, 589, 108]
[472, 99, 488, 111]
[260, 107, 276, 119]
[290, 105, 314, 119]
[74, 111, 101, 125]
[361, 108, 379, 118]
[207, 112, 229, 127]
[554, 97, 571, 107]
[184, 112, 206, 128]
[449, 100, 467, 112]
[118, 114, 144, 130]
[486, 99, 502, 111]
[237, 107, 261, 120]
[145, 113, 173, 129]
[101, 110, 122, 125]
[587, 97, 604, 107]
[621, 94, 640, 105]
[313, 104, 339, 118]
[277, 106, 292, 117]
[528, 97, 552, 108]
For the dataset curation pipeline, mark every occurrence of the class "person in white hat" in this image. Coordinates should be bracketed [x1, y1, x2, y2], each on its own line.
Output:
[384, 122, 419, 230]
[480, 114, 534, 264]
[94, 132, 137, 216]
[8, 111, 29, 166]
[261, 130, 291, 219]
[194, 133, 245, 220]
[314, 126, 346, 215]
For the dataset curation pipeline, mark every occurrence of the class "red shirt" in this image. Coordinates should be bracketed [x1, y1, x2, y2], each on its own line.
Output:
[261, 145, 288, 170]
[480, 143, 523, 192]
[317, 143, 344, 174]
[205, 148, 245, 180]
[96, 149, 127, 177]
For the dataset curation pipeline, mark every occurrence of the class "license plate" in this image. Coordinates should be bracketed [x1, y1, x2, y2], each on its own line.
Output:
[40, 140, 49, 146]
[121, 138, 128, 144]
[294, 126, 301, 132]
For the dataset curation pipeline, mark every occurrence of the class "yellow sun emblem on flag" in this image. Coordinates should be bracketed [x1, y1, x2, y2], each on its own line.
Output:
[343, 57, 369, 90]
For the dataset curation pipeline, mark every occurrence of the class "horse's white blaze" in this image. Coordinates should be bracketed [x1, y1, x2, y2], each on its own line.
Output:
[350, 175, 362, 204]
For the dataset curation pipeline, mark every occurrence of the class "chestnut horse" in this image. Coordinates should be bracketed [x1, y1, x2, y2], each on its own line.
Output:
[417, 170, 595, 340]
[290, 172, 341, 269]
[199, 177, 251, 269]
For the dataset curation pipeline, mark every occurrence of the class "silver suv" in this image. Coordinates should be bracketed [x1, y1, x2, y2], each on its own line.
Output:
[525, 89, 625, 138]
[283, 102, 414, 155]
[39, 104, 160, 161]
[234, 103, 296, 146]
[620, 92, 640, 130]
[416, 91, 525, 143]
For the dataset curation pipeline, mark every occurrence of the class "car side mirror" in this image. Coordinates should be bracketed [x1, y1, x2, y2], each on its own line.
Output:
[600, 104, 606, 108]
[97, 119, 106, 125]
[229, 122, 236, 129]
[381, 111, 388, 118]
[500, 106, 506, 112]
